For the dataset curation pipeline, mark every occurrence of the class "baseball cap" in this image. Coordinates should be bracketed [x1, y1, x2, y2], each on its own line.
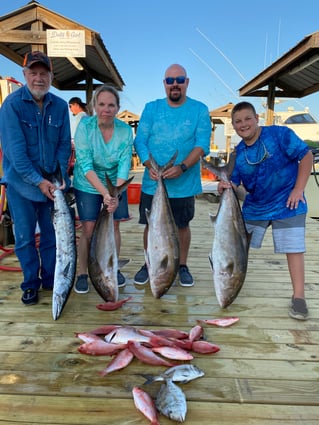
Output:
[23, 51, 52, 71]
[69, 97, 87, 107]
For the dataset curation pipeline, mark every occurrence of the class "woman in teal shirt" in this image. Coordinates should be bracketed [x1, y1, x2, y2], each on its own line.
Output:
[73, 85, 133, 293]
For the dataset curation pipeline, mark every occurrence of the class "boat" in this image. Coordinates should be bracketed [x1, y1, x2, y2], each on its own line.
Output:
[273, 107, 319, 143]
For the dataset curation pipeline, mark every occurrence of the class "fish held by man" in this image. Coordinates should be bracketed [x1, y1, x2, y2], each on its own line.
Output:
[201, 153, 250, 308]
[145, 152, 180, 298]
[88, 174, 134, 302]
[42, 164, 77, 320]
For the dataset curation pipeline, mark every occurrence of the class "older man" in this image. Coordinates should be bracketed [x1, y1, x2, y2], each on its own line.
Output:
[0, 51, 71, 305]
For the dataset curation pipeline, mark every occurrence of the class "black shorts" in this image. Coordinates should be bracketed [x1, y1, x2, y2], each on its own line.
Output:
[138, 191, 195, 228]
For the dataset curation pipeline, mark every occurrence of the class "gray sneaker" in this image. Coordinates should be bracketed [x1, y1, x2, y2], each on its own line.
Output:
[179, 265, 194, 287]
[289, 297, 308, 320]
[74, 274, 89, 294]
[134, 264, 149, 285]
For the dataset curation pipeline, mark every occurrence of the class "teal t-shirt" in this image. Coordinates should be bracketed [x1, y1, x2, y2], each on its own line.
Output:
[134, 97, 211, 198]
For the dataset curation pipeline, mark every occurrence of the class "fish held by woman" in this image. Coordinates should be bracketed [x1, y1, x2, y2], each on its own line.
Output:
[88, 174, 133, 302]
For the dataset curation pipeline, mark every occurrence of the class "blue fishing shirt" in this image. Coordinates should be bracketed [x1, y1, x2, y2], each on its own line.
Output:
[73, 116, 133, 193]
[231, 125, 310, 220]
[134, 97, 211, 197]
[0, 85, 71, 202]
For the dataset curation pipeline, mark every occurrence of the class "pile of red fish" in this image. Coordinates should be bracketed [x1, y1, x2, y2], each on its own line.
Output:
[75, 316, 239, 376]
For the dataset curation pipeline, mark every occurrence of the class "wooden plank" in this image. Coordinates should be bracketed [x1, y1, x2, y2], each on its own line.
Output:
[0, 170, 318, 424]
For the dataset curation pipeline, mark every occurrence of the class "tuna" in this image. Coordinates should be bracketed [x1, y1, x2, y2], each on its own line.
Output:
[42, 165, 77, 320]
[88, 174, 133, 302]
[201, 153, 250, 308]
[145, 153, 180, 298]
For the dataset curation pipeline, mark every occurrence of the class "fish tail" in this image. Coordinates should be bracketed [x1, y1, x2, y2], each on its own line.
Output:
[105, 173, 134, 198]
[140, 374, 156, 385]
[201, 151, 236, 182]
[149, 151, 178, 176]
[40, 162, 63, 186]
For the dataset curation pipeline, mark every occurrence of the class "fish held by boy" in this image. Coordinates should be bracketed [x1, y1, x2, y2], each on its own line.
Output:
[201, 152, 250, 308]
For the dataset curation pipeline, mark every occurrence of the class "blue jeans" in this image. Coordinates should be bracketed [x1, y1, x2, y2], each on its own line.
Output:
[6, 185, 56, 291]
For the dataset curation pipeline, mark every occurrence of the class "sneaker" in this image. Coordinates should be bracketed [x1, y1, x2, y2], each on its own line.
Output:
[134, 263, 149, 285]
[74, 274, 89, 294]
[21, 288, 39, 305]
[289, 297, 309, 320]
[117, 270, 126, 288]
[179, 265, 194, 287]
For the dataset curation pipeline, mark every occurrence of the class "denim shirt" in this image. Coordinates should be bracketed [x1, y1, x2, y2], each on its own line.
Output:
[0, 85, 71, 201]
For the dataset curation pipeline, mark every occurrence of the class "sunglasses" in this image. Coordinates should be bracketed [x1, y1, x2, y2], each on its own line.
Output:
[165, 76, 186, 85]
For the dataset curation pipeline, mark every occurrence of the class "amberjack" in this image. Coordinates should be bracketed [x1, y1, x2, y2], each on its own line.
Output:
[88, 174, 133, 302]
[145, 153, 180, 298]
[201, 152, 250, 308]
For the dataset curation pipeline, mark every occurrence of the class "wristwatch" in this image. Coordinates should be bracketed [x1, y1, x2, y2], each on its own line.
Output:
[180, 163, 188, 173]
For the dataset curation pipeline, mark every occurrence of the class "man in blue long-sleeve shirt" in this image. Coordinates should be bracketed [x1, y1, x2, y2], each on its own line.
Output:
[0, 51, 71, 305]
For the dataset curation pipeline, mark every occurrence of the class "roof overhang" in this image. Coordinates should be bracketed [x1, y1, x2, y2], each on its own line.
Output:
[0, 1, 124, 101]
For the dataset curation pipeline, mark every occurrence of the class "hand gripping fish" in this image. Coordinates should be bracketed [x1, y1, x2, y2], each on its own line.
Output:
[201, 152, 250, 308]
[88, 174, 133, 302]
[145, 152, 180, 298]
[42, 164, 77, 320]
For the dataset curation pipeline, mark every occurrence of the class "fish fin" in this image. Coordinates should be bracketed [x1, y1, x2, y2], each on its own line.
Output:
[107, 255, 114, 269]
[208, 255, 214, 271]
[145, 208, 150, 224]
[201, 151, 236, 182]
[209, 212, 217, 225]
[62, 262, 71, 278]
[118, 258, 131, 268]
[160, 255, 169, 271]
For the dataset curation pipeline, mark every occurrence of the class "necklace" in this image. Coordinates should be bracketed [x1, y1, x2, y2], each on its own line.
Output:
[244, 139, 270, 165]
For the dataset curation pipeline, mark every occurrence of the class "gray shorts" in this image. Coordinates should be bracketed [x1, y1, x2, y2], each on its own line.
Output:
[245, 214, 306, 253]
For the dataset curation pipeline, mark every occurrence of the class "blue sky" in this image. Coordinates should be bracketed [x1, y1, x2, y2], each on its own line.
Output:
[1, 0, 319, 148]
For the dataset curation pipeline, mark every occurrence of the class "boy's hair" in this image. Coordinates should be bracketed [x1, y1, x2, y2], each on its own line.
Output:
[231, 101, 257, 120]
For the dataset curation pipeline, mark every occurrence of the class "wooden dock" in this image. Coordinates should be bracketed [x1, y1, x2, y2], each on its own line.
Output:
[0, 169, 318, 424]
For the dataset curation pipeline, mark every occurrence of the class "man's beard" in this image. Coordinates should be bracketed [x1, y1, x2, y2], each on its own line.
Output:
[169, 89, 182, 103]
[29, 87, 49, 101]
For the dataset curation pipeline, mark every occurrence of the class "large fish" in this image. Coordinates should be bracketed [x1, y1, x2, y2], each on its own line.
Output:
[145, 153, 180, 298]
[42, 165, 77, 320]
[201, 152, 250, 308]
[88, 175, 133, 302]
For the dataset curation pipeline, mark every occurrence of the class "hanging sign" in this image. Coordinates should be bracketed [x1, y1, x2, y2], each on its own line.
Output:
[46, 29, 86, 57]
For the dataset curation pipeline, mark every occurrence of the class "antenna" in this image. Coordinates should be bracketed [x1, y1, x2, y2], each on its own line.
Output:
[196, 27, 247, 82]
[188, 48, 239, 99]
